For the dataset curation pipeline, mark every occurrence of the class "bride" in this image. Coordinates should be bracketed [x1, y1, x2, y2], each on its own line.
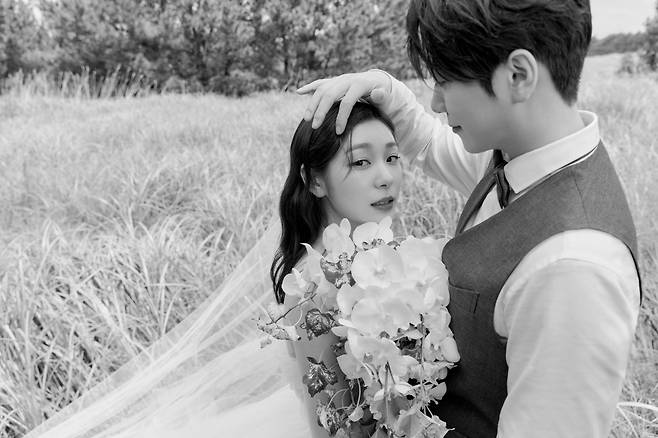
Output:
[25, 100, 407, 438]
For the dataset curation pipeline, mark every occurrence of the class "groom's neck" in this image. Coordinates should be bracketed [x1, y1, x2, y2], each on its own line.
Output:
[500, 90, 585, 160]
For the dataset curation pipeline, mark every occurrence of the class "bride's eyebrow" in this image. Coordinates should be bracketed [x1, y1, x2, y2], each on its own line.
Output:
[350, 142, 398, 151]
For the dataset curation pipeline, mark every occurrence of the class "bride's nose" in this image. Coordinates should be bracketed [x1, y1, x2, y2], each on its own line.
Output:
[374, 163, 394, 188]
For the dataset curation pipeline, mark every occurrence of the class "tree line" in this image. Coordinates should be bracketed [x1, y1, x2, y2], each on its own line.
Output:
[0, 0, 411, 96]
[589, 33, 647, 56]
[1, 0, 657, 97]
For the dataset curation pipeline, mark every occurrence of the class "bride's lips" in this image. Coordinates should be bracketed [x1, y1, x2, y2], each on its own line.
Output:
[371, 196, 395, 210]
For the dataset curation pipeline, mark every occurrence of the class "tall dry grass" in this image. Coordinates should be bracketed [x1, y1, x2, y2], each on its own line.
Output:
[0, 54, 656, 437]
[1, 68, 154, 100]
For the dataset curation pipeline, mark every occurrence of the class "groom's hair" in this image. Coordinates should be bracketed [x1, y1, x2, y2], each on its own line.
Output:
[406, 0, 592, 104]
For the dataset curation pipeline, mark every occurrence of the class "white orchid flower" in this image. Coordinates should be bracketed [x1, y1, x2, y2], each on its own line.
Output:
[352, 216, 394, 250]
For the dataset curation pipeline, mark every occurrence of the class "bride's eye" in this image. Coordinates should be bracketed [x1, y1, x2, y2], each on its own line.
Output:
[387, 154, 400, 163]
[351, 159, 370, 168]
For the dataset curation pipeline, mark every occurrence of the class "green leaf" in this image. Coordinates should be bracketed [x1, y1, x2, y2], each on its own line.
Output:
[303, 357, 338, 397]
[301, 308, 338, 339]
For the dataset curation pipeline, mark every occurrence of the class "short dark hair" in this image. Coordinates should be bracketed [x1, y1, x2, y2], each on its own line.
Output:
[406, 0, 592, 104]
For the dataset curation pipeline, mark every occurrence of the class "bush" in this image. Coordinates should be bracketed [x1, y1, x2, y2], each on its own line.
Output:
[617, 52, 648, 75]
[209, 70, 279, 97]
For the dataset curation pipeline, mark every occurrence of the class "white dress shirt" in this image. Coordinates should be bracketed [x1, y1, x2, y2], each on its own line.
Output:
[377, 74, 640, 438]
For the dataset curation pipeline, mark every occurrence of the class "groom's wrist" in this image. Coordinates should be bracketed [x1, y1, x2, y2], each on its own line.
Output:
[367, 69, 393, 95]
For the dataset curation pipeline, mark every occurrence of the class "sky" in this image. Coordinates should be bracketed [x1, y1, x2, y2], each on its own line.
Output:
[591, 0, 656, 37]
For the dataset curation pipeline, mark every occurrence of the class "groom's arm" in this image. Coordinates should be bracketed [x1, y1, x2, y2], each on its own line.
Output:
[495, 230, 640, 438]
[375, 72, 491, 199]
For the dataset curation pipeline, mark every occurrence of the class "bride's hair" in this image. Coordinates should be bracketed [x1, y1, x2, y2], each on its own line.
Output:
[271, 101, 395, 303]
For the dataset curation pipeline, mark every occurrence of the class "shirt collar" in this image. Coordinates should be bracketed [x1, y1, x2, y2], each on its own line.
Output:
[504, 111, 600, 194]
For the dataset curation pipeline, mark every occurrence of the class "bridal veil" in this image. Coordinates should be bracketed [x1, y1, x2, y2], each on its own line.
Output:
[24, 221, 311, 438]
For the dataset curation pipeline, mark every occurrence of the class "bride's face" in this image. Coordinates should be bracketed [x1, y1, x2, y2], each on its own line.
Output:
[312, 119, 402, 227]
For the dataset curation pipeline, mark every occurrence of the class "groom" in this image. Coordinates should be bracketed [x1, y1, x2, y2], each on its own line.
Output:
[298, 1, 641, 437]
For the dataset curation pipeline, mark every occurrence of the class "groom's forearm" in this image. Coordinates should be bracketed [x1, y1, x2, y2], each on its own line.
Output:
[374, 72, 491, 199]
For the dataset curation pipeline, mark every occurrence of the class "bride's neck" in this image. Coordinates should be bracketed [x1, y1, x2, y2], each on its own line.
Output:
[311, 235, 324, 254]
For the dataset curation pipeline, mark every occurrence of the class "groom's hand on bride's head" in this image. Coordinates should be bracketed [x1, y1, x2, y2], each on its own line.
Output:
[296, 70, 391, 135]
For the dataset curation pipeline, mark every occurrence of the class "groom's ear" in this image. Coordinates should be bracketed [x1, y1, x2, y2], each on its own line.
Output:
[501, 49, 538, 103]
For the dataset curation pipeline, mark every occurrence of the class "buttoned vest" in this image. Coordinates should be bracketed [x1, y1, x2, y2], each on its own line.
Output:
[436, 144, 640, 438]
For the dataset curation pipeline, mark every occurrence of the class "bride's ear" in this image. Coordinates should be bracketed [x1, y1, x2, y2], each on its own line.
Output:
[301, 165, 326, 198]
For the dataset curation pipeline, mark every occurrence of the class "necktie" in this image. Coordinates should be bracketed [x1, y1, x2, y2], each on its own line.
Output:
[454, 149, 512, 234]
[492, 150, 512, 209]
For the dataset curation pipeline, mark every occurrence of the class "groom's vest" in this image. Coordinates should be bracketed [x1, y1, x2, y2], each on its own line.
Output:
[436, 144, 640, 438]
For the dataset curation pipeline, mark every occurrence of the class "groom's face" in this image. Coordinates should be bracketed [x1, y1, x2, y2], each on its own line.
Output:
[431, 76, 505, 154]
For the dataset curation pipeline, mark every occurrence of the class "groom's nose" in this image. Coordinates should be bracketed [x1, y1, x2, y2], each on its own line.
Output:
[431, 85, 447, 113]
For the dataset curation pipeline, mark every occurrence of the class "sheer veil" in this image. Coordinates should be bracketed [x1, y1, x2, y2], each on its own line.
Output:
[25, 220, 309, 438]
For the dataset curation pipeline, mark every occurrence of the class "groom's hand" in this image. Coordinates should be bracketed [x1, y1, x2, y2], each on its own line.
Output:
[296, 70, 392, 134]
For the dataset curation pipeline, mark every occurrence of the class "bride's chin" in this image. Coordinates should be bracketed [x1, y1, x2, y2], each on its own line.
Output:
[368, 211, 397, 224]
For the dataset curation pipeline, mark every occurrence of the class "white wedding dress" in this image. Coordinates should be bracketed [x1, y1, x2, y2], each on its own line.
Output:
[24, 223, 313, 438]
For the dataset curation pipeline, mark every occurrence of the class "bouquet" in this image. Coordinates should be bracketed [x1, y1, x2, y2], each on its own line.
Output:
[257, 217, 459, 438]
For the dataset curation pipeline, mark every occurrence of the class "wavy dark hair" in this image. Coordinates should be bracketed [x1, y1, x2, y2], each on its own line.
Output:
[270, 101, 395, 304]
[406, 0, 592, 104]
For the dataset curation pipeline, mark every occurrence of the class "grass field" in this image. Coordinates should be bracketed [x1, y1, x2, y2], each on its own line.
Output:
[0, 53, 657, 437]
